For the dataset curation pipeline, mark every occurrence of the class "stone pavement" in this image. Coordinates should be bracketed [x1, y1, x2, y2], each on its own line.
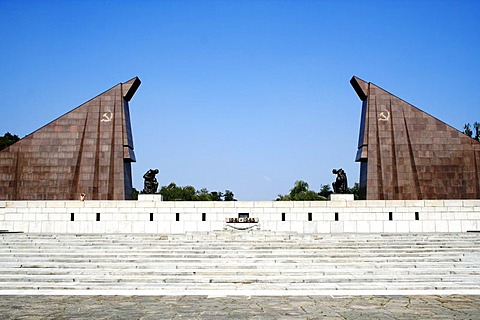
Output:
[0, 295, 479, 319]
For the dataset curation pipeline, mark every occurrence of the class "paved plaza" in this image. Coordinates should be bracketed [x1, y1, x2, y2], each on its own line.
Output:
[1, 294, 479, 319]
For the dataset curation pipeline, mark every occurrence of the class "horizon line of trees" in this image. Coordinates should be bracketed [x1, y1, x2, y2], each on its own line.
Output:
[158, 183, 236, 201]
[276, 180, 360, 201]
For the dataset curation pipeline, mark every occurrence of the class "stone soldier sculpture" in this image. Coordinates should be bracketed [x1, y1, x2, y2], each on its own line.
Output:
[332, 168, 348, 194]
[142, 169, 159, 194]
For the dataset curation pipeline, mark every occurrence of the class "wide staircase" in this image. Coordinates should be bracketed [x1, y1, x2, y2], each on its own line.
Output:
[0, 231, 479, 295]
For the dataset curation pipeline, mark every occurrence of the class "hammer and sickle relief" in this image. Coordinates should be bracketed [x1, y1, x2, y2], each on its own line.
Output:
[101, 110, 113, 122]
[378, 109, 390, 122]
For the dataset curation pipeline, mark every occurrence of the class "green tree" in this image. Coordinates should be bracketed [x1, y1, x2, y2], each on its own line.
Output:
[348, 183, 361, 200]
[474, 122, 480, 141]
[277, 180, 361, 201]
[182, 186, 196, 201]
[276, 180, 326, 201]
[131, 188, 139, 200]
[159, 183, 235, 201]
[275, 194, 291, 201]
[319, 184, 333, 198]
[160, 182, 196, 201]
[293, 190, 324, 201]
[290, 180, 309, 197]
[224, 190, 236, 201]
[0, 132, 20, 151]
[195, 188, 211, 201]
[209, 191, 223, 201]
[463, 122, 480, 141]
[159, 183, 178, 200]
[464, 123, 473, 138]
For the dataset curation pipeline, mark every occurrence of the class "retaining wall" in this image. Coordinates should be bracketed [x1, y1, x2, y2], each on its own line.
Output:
[0, 197, 479, 233]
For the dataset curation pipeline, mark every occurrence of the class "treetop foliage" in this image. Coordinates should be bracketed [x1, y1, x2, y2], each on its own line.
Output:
[0, 132, 20, 151]
[159, 182, 236, 201]
[276, 180, 327, 201]
[463, 122, 480, 141]
[276, 180, 360, 201]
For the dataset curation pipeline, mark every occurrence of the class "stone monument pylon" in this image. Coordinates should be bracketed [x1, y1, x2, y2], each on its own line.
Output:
[351, 76, 480, 200]
[0, 77, 140, 200]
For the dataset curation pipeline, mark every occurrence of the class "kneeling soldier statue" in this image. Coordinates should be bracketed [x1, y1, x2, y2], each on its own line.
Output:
[332, 168, 348, 194]
[142, 169, 159, 194]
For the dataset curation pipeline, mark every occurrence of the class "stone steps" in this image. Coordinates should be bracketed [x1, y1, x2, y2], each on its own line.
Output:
[0, 259, 472, 267]
[1, 273, 479, 282]
[1, 263, 477, 273]
[2, 282, 480, 291]
[2, 244, 476, 250]
[0, 268, 477, 277]
[0, 232, 479, 293]
[0, 248, 471, 255]
[0, 252, 468, 259]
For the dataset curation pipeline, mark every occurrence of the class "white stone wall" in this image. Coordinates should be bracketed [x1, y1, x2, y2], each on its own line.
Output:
[0, 199, 479, 233]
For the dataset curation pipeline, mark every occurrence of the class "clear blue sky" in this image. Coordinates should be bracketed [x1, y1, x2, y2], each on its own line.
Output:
[1, 0, 479, 200]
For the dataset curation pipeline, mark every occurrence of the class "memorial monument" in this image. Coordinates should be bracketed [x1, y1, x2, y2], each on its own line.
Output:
[332, 168, 348, 194]
[142, 169, 159, 194]
[351, 76, 480, 200]
[0, 77, 140, 200]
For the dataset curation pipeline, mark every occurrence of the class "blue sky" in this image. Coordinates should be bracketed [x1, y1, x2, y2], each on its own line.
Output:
[1, 0, 479, 200]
